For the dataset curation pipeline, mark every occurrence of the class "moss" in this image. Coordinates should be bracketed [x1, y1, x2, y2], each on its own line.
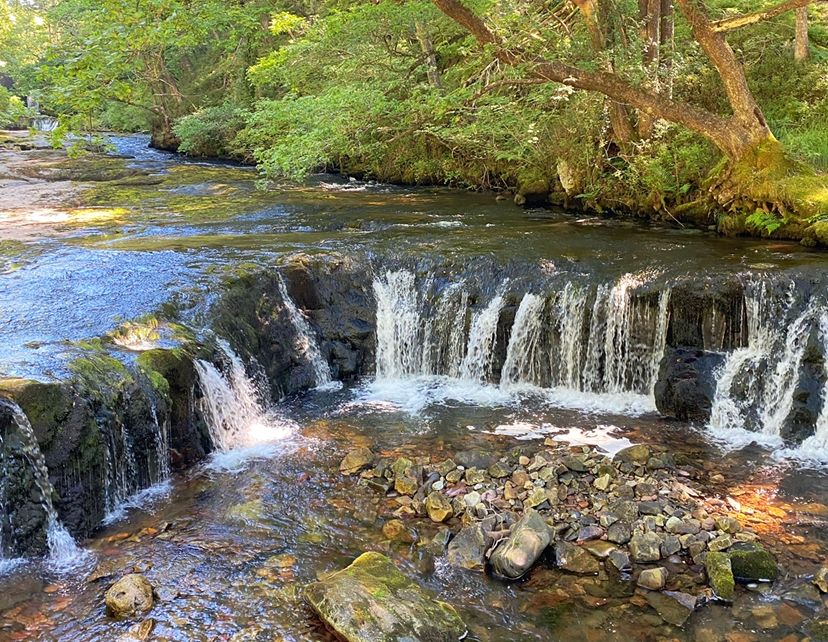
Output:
[810, 621, 828, 641]
[68, 352, 133, 404]
[704, 552, 735, 601]
[728, 543, 778, 581]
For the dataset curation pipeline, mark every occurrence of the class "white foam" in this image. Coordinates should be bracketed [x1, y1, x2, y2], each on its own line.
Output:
[102, 479, 173, 526]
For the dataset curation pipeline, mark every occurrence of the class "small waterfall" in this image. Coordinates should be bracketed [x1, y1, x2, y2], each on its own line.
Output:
[374, 270, 427, 378]
[276, 274, 333, 386]
[0, 400, 88, 571]
[501, 293, 547, 387]
[553, 282, 589, 389]
[790, 312, 828, 456]
[425, 283, 469, 378]
[708, 280, 816, 440]
[459, 293, 506, 383]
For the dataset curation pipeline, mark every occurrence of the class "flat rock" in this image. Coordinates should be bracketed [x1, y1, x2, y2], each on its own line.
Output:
[645, 590, 697, 626]
[447, 524, 487, 570]
[305, 552, 466, 642]
[555, 541, 599, 575]
[339, 447, 374, 475]
[630, 532, 662, 563]
[425, 491, 453, 523]
[615, 444, 651, 465]
[489, 511, 551, 580]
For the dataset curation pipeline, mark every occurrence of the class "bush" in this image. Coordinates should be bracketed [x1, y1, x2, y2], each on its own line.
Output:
[173, 104, 250, 158]
[0, 87, 29, 128]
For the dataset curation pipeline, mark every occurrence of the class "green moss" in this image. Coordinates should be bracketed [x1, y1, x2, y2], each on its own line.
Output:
[728, 543, 778, 581]
[69, 352, 133, 404]
[704, 552, 735, 601]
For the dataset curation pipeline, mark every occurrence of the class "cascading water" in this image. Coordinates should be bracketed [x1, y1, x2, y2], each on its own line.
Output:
[195, 339, 296, 468]
[370, 268, 672, 414]
[708, 280, 816, 443]
[459, 293, 506, 383]
[276, 274, 334, 387]
[0, 400, 89, 572]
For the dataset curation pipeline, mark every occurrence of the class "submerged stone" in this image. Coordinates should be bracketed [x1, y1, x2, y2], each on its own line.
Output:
[645, 590, 697, 626]
[340, 447, 374, 475]
[425, 491, 453, 523]
[554, 541, 599, 575]
[105, 574, 154, 618]
[305, 552, 466, 642]
[637, 567, 668, 590]
[489, 511, 550, 580]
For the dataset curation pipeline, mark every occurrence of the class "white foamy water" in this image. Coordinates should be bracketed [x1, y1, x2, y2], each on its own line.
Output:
[102, 479, 173, 526]
[196, 339, 299, 471]
[483, 422, 634, 457]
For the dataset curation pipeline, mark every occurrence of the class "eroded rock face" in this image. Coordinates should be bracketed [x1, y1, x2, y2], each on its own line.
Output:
[305, 552, 466, 642]
[655, 349, 725, 422]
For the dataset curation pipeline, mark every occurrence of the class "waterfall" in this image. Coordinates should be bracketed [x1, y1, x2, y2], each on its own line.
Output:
[371, 268, 671, 406]
[459, 293, 506, 383]
[374, 270, 427, 378]
[708, 280, 815, 440]
[0, 400, 88, 571]
[276, 274, 333, 387]
[788, 311, 828, 458]
[501, 293, 547, 387]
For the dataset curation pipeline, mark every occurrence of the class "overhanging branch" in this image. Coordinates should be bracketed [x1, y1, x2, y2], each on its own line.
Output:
[710, 0, 818, 33]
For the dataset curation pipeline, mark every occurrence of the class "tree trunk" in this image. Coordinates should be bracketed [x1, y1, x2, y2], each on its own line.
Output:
[795, 6, 809, 62]
[415, 21, 443, 88]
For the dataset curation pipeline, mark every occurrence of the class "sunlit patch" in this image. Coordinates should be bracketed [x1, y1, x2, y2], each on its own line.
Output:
[480, 422, 634, 457]
[110, 319, 161, 351]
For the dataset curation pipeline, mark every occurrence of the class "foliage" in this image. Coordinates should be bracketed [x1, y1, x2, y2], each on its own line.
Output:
[0, 86, 28, 128]
[174, 103, 251, 158]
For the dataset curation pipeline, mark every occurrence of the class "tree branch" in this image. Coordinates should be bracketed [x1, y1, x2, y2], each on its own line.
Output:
[710, 0, 817, 33]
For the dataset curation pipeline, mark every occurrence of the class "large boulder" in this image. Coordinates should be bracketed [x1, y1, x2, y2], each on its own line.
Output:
[305, 552, 466, 642]
[447, 524, 487, 570]
[654, 349, 725, 422]
[728, 542, 778, 581]
[704, 552, 735, 601]
[489, 511, 550, 579]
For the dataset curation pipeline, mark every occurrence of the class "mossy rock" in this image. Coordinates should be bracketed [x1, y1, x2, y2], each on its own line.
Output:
[728, 542, 778, 581]
[305, 552, 466, 642]
[704, 551, 735, 601]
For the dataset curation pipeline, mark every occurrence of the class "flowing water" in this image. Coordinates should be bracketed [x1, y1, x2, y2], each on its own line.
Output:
[4, 134, 828, 640]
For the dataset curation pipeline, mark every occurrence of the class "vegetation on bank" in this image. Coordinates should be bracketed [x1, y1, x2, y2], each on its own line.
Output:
[1, 0, 827, 241]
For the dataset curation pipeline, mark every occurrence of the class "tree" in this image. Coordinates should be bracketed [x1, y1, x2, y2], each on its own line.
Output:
[795, 6, 810, 61]
[432, 0, 826, 220]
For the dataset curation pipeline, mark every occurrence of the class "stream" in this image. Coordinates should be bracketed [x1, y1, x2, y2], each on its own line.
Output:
[1, 133, 828, 641]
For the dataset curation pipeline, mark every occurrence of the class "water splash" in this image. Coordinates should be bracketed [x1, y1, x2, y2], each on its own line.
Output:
[276, 274, 334, 387]
[708, 280, 814, 444]
[0, 400, 90, 572]
[374, 270, 427, 378]
[195, 339, 297, 468]
[501, 293, 547, 387]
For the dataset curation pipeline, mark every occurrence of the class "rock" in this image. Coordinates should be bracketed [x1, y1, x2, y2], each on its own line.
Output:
[614, 444, 651, 465]
[455, 450, 497, 469]
[339, 447, 374, 475]
[728, 542, 778, 581]
[105, 574, 154, 618]
[382, 519, 416, 543]
[577, 526, 604, 541]
[715, 516, 741, 534]
[593, 474, 611, 491]
[654, 348, 725, 422]
[447, 524, 487, 570]
[707, 534, 732, 552]
[489, 511, 551, 580]
[305, 552, 466, 642]
[814, 566, 828, 593]
[608, 550, 631, 572]
[463, 491, 481, 508]
[582, 540, 617, 559]
[704, 552, 735, 601]
[554, 541, 599, 575]
[488, 461, 512, 479]
[630, 533, 662, 563]
[395, 473, 419, 496]
[464, 468, 486, 485]
[638, 567, 668, 590]
[425, 491, 453, 523]
[638, 501, 662, 515]
[607, 521, 632, 545]
[645, 590, 697, 626]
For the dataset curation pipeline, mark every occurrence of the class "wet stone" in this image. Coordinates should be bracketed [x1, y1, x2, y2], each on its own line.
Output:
[464, 468, 486, 485]
[489, 511, 551, 580]
[705, 552, 735, 601]
[707, 534, 732, 552]
[615, 444, 651, 465]
[447, 524, 487, 570]
[637, 567, 668, 590]
[577, 525, 604, 541]
[555, 541, 599, 575]
[607, 521, 632, 545]
[382, 519, 416, 543]
[488, 461, 512, 479]
[608, 550, 631, 572]
[645, 590, 697, 626]
[339, 447, 374, 475]
[425, 491, 453, 523]
[629, 533, 662, 563]
[305, 552, 466, 642]
[813, 566, 828, 593]
[728, 542, 778, 581]
[105, 574, 154, 619]
[638, 501, 663, 516]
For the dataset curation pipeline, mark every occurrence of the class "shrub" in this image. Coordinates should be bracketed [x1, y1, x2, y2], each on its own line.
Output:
[173, 103, 250, 158]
